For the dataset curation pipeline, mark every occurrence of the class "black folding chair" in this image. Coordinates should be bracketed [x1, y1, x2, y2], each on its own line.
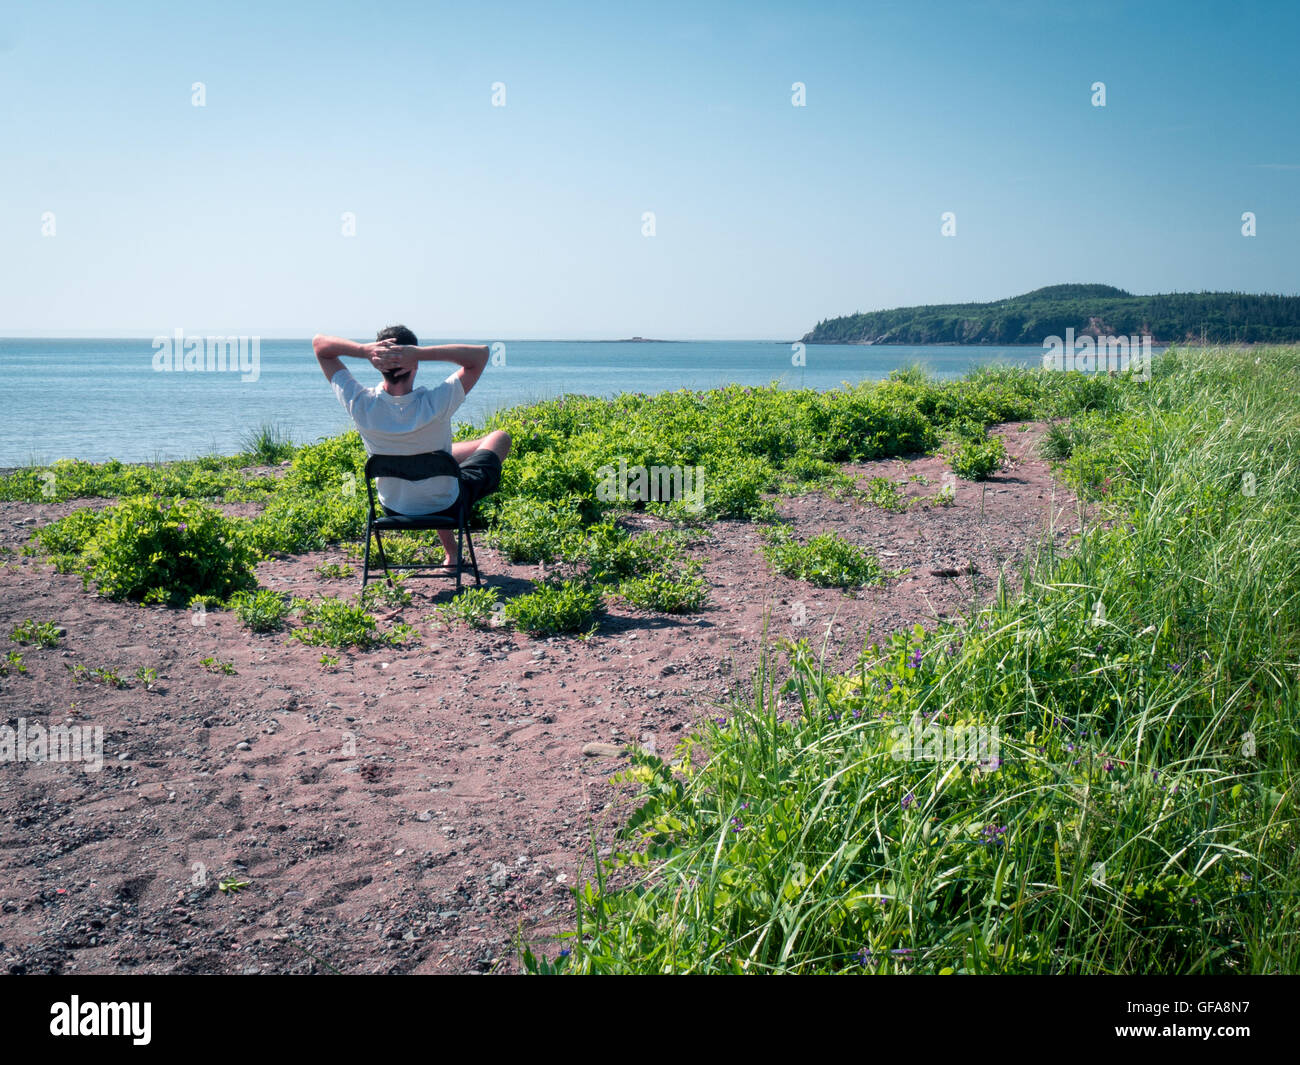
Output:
[361, 452, 482, 592]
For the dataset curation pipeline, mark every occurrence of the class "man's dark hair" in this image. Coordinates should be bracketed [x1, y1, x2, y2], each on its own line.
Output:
[376, 324, 418, 383]
[377, 324, 418, 346]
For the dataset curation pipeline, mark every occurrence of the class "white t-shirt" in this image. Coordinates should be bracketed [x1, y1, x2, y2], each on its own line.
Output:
[332, 366, 466, 515]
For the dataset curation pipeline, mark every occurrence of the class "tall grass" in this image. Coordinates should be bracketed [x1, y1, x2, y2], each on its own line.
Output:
[239, 421, 297, 465]
[536, 345, 1300, 974]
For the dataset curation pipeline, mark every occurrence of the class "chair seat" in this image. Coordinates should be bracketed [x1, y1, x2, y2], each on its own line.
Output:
[372, 512, 459, 530]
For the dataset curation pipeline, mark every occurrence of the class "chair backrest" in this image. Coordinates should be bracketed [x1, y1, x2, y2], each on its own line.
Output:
[364, 452, 462, 482]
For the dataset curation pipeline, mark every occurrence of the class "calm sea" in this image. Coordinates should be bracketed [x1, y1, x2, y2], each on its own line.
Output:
[0, 338, 1047, 466]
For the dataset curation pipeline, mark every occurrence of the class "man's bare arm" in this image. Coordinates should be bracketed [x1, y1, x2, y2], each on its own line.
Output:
[374, 344, 491, 396]
[312, 334, 394, 381]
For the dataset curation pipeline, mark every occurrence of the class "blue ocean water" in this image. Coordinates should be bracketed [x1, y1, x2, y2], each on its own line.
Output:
[0, 338, 1047, 466]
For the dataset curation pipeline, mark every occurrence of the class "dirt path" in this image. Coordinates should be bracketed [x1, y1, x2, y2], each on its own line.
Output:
[0, 422, 1079, 974]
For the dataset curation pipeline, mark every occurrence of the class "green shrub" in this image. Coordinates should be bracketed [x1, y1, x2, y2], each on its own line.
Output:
[370, 532, 446, 566]
[762, 526, 882, 588]
[620, 570, 709, 613]
[489, 496, 585, 564]
[862, 476, 908, 512]
[228, 589, 291, 633]
[0, 456, 272, 504]
[31, 508, 108, 557]
[435, 586, 501, 628]
[503, 579, 603, 635]
[503, 449, 605, 522]
[945, 417, 988, 443]
[291, 596, 389, 649]
[360, 574, 412, 608]
[692, 455, 775, 521]
[949, 436, 1006, 480]
[781, 454, 838, 485]
[77, 497, 258, 606]
[288, 431, 366, 492]
[251, 490, 366, 553]
[315, 562, 354, 579]
[569, 521, 690, 581]
[9, 619, 62, 648]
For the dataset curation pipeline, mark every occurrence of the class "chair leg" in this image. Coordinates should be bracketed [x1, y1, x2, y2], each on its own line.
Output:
[465, 526, 482, 586]
[374, 529, 390, 584]
[362, 520, 372, 588]
[455, 523, 464, 594]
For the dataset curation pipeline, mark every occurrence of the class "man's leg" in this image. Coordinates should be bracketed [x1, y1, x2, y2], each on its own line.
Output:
[450, 430, 512, 464]
[439, 431, 511, 569]
[434, 528, 458, 568]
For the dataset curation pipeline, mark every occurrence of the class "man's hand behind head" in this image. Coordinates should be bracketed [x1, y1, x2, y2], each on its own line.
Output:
[370, 342, 418, 376]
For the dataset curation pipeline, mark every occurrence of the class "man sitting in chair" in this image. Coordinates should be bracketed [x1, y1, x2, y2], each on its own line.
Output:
[312, 326, 512, 573]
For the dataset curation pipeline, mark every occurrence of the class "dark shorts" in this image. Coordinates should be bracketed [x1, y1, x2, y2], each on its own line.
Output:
[449, 449, 503, 511]
[382, 449, 502, 519]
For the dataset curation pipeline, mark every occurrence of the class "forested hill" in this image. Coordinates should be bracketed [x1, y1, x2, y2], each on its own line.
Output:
[802, 284, 1300, 344]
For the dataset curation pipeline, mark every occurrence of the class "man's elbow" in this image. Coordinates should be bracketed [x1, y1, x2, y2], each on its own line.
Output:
[312, 335, 329, 357]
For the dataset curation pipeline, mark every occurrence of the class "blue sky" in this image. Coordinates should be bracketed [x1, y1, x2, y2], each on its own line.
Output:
[2, 0, 1297, 338]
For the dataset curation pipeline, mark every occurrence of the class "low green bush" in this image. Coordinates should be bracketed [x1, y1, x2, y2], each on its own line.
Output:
[762, 526, 882, 589]
[360, 574, 412, 608]
[949, 436, 1006, 480]
[503, 578, 603, 635]
[9, 619, 62, 648]
[290, 596, 401, 649]
[72, 497, 258, 606]
[0, 456, 274, 504]
[228, 588, 291, 633]
[571, 522, 690, 582]
[620, 569, 709, 613]
[434, 586, 501, 628]
[489, 496, 585, 564]
[862, 476, 908, 512]
[31, 508, 109, 557]
[251, 490, 366, 553]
